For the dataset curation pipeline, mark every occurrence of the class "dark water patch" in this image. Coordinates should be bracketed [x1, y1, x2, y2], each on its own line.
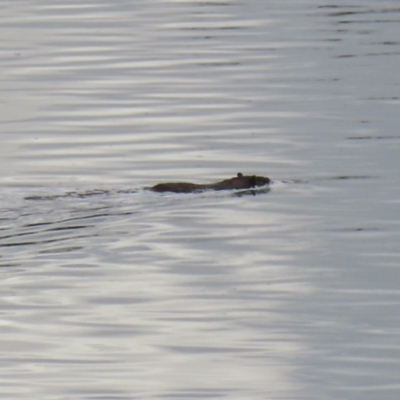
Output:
[380, 41, 400, 45]
[323, 7, 400, 18]
[0, 263, 20, 268]
[366, 51, 400, 56]
[328, 8, 400, 17]
[328, 11, 371, 17]
[321, 38, 342, 42]
[318, 5, 340, 9]
[290, 175, 375, 184]
[44, 225, 91, 232]
[196, 61, 240, 67]
[312, 77, 340, 81]
[330, 227, 380, 233]
[24, 193, 103, 201]
[180, 25, 247, 31]
[336, 54, 356, 58]
[23, 221, 55, 228]
[58, 263, 100, 269]
[25, 189, 138, 201]
[366, 96, 399, 101]
[337, 19, 400, 24]
[233, 187, 270, 197]
[0, 234, 98, 248]
[0, 211, 109, 248]
[325, 175, 375, 180]
[348, 135, 400, 140]
[39, 246, 84, 254]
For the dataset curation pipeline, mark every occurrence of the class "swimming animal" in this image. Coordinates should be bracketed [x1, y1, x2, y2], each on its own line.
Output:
[149, 173, 270, 193]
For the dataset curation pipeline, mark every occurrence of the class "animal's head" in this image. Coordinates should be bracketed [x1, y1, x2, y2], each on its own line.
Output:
[254, 175, 270, 186]
[236, 173, 270, 187]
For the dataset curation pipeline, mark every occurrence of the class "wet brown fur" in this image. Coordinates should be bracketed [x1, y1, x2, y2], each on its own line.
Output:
[150, 173, 270, 193]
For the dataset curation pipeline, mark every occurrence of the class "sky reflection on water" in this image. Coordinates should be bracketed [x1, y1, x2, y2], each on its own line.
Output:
[1, 1, 400, 399]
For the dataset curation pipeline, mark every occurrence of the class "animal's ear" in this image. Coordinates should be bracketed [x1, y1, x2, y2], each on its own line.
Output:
[237, 172, 243, 178]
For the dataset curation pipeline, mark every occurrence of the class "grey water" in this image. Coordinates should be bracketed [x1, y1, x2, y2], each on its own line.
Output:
[1, 1, 400, 399]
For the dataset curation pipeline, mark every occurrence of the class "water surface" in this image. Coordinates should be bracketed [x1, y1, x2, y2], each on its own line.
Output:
[1, 1, 400, 399]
